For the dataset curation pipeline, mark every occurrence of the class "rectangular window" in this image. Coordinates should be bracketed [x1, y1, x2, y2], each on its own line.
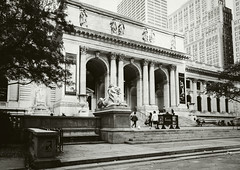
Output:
[197, 82, 201, 90]
[186, 80, 190, 89]
[65, 53, 77, 95]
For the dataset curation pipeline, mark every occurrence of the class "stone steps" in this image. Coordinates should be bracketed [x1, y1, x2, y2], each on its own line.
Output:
[126, 129, 240, 144]
[62, 128, 102, 144]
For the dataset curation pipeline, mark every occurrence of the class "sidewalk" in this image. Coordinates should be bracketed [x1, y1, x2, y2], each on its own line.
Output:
[57, 137, 240, 166]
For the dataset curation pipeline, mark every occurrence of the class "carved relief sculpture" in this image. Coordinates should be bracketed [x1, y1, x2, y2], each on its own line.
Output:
[110, 19, 125, 35]
[79, 7, 87, 26]
[142, 27, 155, 43]
[171, 34, 176, 50]
[118, 20, 125, 35]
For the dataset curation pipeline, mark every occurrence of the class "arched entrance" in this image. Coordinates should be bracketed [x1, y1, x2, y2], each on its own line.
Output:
[86, 58, 107, 112]
[155, 68, 167, 111]
[124, 64, 139, 111]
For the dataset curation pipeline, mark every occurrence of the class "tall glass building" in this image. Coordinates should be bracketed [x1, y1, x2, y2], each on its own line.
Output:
[168, 0, 233, 68]
[117, 0, 168, 29]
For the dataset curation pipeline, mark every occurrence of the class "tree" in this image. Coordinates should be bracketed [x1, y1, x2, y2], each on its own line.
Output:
[0, 0, 75, 87]
[207, 63, 240, 103]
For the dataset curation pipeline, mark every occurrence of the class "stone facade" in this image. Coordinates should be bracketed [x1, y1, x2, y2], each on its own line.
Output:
[0, 0, 239, 119]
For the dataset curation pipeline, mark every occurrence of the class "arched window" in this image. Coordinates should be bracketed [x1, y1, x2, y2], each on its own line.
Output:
[207, 97, 211, 112]
[225, 98, 229, 113]
[0, 76, 8, 102]
[216, 98, 220, 112]
[197, 96, 202, 112]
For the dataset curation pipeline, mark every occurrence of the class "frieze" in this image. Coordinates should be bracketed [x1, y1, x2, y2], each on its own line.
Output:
[72, 27, 188, 60]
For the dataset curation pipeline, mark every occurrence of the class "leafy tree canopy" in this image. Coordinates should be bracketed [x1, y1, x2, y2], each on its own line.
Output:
[207, 63, 240, 103]
[0, 0, 75, 87]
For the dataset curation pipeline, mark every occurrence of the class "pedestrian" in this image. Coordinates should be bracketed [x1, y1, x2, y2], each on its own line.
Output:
[148, 112, 152, 128]
[152, 111, 159, 129]
[131, 111, 138, 128]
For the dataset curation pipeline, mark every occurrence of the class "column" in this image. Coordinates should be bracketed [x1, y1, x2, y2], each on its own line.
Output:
[79, 46, 88, 105]
[169, 65, 176, 107]
[142, 60, 149, 105]
[104, 72, 109, 97]
[137, 76, 143, 107]
[202, 81, 207, 112]
[220, 97, 226, 113]
[192, 79, 197, 110]
[118, 54, 124, 102]
[175, 67, 179, 105]
[212, 96, 217, 112]
[164, 80, 170, 108]
[110, 53, 117, 86]
[149, 62, 155, 105]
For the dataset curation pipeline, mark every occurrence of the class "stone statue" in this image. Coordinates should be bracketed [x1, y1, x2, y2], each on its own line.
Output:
[118, 21, 125, 35]
[79, 7, 87, 26]
[97, 85, 127, 108]
[171, 34, 176, 50]
[110, 19, 118, 34]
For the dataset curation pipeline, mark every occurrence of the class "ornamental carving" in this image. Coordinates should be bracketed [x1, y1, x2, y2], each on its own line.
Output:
[79, 7, 87, 26]
[142, 28, 155, 43]
[97, 85, 127, 108]
[110, 19, 125, 35]
[170, 34, 176, 50]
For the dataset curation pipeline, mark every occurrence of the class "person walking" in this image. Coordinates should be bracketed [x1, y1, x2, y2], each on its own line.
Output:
[152, 111, 159, 129]
[148, 112, 152, 128]
[131, 111, 138, 128]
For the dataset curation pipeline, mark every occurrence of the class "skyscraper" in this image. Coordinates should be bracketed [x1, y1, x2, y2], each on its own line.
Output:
[232, 0, 240, 63]
[117, 0, 168, 29]
[168, 0, 233, 68]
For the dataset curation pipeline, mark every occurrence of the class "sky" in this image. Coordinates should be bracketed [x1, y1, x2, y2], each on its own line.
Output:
[79, 0, 233, 15]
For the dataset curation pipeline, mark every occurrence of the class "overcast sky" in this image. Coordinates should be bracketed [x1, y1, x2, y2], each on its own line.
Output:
[79, 0, 233, 15]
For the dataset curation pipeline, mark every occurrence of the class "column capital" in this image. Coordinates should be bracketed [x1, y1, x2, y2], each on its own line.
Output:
[190, 78, 198, 83]
[142, 59, 149, 66]
[119, 54, 125, 61]
[150, 61, 155, 67]
[80, 46, 87, 55]
[110, 53, 117, 60]
[169, 64, 176, 71]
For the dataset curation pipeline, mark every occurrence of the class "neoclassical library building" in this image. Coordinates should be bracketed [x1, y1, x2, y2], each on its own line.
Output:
[0, 0, 239, 121]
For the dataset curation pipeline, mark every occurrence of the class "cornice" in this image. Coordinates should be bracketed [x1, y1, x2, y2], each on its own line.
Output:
[185, 66, 220, 77]
[65, 27, 189, 61]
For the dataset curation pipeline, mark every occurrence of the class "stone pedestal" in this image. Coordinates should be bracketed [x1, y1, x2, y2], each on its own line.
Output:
[27, 128, 60, 169]
[94, 106, 131, 128]
[93, 106, 132, 143]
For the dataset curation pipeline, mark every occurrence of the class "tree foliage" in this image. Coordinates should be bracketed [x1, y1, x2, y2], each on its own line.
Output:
[207, 63, 240, 103]
[0, 0, 75, 87]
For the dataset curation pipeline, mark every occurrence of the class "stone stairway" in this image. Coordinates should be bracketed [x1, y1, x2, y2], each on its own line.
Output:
[178, 115, 197, 127]
[125, 128, 240, 144]
[62, 128, 105, 144]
